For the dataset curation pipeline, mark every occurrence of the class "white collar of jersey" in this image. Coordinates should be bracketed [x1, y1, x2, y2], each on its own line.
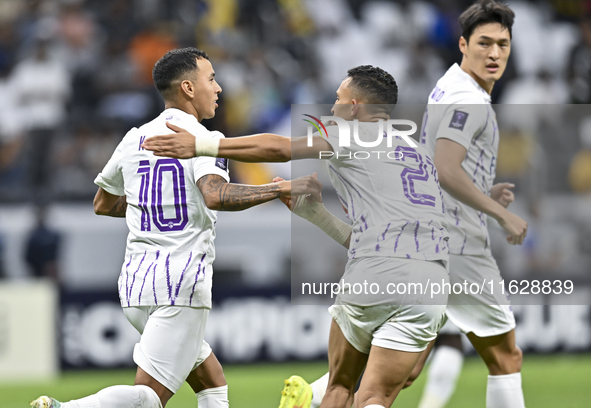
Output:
[449, 63, 492, 103]
[161, 107, 202, 127]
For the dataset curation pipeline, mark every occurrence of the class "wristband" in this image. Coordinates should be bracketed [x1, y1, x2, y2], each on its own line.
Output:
[195, 136, 220, 157]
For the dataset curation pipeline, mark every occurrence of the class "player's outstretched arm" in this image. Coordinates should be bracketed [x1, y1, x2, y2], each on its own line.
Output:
[273, 176, 352, 248]
[93, 187, 127, 217]
[141, 122, 332, 162]
[434, 138, 527, 245]
[196, 173, 322, 212]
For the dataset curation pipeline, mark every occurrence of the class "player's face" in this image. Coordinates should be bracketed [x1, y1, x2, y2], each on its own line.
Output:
[460, 22, 511, 90]
[331, 78, 355, 120]
[191, 58, 222, 121]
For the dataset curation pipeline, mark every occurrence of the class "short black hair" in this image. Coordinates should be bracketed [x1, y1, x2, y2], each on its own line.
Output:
[346, 65, 398, 109]
[152, 47, 209, 97]
[459, 0, 515, 42]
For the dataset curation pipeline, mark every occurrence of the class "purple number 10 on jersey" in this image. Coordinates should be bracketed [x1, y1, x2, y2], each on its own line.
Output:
[396, 146, 436, 207]
[137, 158, 189, 232]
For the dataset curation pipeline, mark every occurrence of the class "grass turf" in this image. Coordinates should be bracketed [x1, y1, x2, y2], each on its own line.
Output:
[2, 354, 590, 407]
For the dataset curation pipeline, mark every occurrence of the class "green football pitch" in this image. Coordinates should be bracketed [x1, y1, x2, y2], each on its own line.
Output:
[2, 354, 590, 408]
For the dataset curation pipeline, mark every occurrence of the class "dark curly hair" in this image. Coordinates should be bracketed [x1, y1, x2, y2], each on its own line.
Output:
[152, 47, 209, 98]
[459, 0, 515, 42]
[346, 65, 398, 107]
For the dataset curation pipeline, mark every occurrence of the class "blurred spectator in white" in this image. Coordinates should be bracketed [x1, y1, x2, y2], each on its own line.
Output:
[9, 28, 71, 195]
[24, 203, 61, 282]
[567, 16, 591, 103]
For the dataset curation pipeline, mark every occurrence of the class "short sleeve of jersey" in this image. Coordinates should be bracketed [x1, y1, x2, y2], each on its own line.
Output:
[193, 130, 231, 183]
[435, 103, 488, 151]
[94, 133, 128, 196]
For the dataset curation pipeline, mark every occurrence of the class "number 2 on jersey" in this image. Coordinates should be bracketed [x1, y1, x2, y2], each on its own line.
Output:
[395, 146, 436, 207]
[137, 158, 189, 232]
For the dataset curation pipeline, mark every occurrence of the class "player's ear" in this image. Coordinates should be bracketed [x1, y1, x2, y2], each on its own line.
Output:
[459, 36, 468, 55]
[181, 80, 195, 99]
[351, 100, 359, 117]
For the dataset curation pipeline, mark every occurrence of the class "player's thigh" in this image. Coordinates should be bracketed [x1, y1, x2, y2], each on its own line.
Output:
[124, 305, 209, 394]
[447, 254, 515, 337]
[327, 318, 369, 391]
[356, 345, 423, 407]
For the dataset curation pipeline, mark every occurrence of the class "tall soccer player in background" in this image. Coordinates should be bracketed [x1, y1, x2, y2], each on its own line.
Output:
[144, 65, 451, 408]
[31, 48, 322, 408]
[419, 1, 528, 407]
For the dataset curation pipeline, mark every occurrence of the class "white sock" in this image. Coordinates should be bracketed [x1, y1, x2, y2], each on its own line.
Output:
[418, 346, 464, 408]
[310, 372, 329, 408]
[62, 385, 162, 408]
[363, 405, 386, 408]
[486, 373, 525, 408]
[196, 385, 229, 408]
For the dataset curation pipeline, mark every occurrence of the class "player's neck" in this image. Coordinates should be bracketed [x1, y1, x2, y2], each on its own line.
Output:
[164, 101, 203, 122]
[356, 112, 390, 122]
[459, 60, 495, 95]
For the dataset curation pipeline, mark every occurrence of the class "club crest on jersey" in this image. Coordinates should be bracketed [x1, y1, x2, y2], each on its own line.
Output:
[449, 110, 469, 131]
[215, 157, 228, 171]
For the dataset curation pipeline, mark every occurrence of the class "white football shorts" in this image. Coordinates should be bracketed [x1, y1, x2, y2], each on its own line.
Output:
[446, 253, 515, 337]
[123, 305, 211, 393]
[329, 258, 448, 353]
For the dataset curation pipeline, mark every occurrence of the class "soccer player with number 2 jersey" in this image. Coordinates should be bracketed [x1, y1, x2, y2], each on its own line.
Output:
[144, 64, 451, 408]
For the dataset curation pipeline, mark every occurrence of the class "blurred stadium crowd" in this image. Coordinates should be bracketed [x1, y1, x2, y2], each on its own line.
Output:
[0, 0, 591, 283]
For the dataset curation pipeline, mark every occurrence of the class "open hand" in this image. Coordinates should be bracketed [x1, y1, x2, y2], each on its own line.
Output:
[141, 122, 198, 159]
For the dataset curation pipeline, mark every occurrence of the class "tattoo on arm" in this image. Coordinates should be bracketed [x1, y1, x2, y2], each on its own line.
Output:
[108, 196, 128, 217]
[197, 174, 282, 211]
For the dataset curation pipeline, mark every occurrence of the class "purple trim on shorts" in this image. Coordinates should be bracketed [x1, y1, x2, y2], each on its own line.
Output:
[406, 254, 411, 258]
[394, 222, 409, 252]
[414, 221, 420, 251]
[189, 253, 208, 306]
[128, 251, 146, 306]
[139, 251, 160, 304]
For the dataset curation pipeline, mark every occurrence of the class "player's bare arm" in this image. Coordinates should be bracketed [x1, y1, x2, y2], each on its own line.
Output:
[196, 173, 322, 211]
[141, 122, 333, 162]
[434, 138, 527, 245]
[490, 182, 515, 208]
[93, 187, 127, 217]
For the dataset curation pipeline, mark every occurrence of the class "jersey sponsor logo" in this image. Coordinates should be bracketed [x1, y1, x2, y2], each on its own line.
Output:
[215, 157, 228, 171]
[449, 110, 469, 131]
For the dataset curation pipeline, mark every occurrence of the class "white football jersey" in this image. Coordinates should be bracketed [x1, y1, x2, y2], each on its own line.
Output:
[322, 121, 449, 264]
[421, 63, 499, 256]
[95, 108, 230, 308]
